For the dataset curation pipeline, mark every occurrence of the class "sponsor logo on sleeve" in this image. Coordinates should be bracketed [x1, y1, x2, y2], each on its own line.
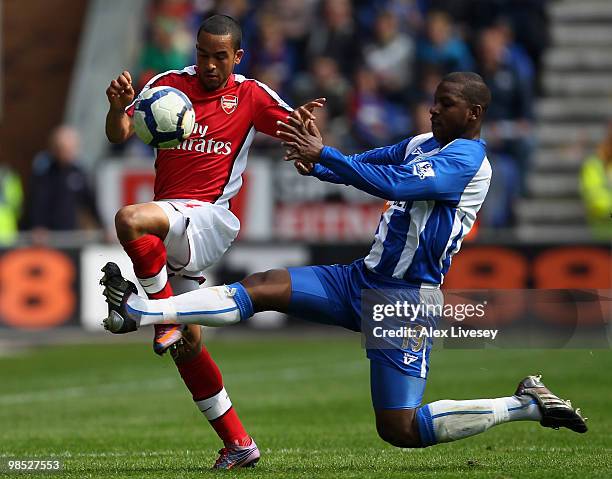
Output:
[413, 161, 435, 179]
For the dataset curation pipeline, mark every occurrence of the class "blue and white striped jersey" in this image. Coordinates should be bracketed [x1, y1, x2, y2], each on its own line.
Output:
[311, 133, 491, 285]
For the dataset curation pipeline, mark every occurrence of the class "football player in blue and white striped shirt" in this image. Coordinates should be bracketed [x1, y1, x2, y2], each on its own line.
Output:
[102, 72, 587, 449]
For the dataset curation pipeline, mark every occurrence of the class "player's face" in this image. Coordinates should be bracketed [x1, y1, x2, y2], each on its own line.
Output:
[430, 82, 473, 144]
[196, 32, 243, 91]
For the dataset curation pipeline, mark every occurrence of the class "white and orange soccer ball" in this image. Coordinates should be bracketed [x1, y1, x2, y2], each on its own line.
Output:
[133, 86, 196, 149]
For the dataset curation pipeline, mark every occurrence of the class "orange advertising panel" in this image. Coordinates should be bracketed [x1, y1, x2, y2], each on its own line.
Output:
[0, 248, 78, 329]
[445, 246, 611, 289]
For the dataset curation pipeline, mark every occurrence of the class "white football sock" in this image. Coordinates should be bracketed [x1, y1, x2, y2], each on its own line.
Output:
[128, 285, 242, 327]
[418, 395, 541, 444]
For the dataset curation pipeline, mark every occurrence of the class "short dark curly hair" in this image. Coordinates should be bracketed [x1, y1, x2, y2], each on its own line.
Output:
[197, 15, 242, 51]
[442, 72, 491, 112]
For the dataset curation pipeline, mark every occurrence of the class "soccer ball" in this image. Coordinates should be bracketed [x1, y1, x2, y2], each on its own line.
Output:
[133, 86, 196, 149]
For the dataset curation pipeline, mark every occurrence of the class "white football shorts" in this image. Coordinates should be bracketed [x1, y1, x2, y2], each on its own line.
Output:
[153, 199, 240, 280]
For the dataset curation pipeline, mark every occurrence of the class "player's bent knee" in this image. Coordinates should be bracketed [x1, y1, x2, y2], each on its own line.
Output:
[241, 269, 291, 312]
[376, 410, 423, 448]
[114, 205, 144, 240]
[377, 424, 422, 448]
[171, 325, 203, 364]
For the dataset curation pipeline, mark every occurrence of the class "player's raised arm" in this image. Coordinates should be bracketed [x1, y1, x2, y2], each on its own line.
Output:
[105, 70, 135, 143]
[278, 115, 484, 201]
[279, 114, 409, 166]
[319, 144, 486, 201]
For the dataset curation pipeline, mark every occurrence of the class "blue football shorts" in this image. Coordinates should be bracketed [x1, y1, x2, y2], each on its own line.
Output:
[288, 259, 440, 409]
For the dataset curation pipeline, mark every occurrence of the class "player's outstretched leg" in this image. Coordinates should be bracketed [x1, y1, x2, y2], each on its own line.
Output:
[407, 375, 586, 448]
[98, 262, 249, 330]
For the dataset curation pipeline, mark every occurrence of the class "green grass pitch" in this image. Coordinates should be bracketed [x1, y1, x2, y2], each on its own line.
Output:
[1, 336, 610, 478]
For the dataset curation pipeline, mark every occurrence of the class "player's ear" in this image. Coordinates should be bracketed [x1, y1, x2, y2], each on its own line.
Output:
[234, 49, 244, 65]
[470, 104, 483, 121]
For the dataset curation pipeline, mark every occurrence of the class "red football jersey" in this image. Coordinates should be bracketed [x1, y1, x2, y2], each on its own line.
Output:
[126, 65, 292, 208]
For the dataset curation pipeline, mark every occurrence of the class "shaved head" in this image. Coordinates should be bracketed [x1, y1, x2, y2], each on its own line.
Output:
[442, 72, 491, 112]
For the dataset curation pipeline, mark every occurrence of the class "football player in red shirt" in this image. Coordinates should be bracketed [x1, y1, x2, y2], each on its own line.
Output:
[103, 14, 324, 469]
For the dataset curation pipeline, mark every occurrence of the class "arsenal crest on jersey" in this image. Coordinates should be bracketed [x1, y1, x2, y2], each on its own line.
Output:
[221, 95, 238, 114]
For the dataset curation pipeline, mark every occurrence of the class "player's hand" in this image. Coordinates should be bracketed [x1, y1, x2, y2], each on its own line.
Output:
[289, 97, 326, 123]
[277, 115, 324, 164]
[283, 116, 321, 162]
[106, 71, 135, 112]
[294, 160, 314, 175]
